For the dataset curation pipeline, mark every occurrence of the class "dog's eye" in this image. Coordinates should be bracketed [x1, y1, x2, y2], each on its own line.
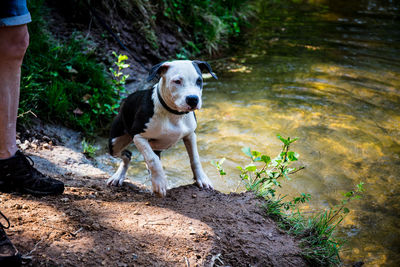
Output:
[174, 80, 181, 85]
[196, 77, 202, 87]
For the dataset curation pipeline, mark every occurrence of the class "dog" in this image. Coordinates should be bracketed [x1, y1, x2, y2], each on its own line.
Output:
[107, 60, 218, 197]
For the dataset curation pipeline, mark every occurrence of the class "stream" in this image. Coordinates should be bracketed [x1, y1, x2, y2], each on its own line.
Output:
[100, 0, 400, 265]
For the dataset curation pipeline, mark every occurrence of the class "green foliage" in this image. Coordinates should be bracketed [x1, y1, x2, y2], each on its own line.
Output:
[81, 138, 98, 158]
[19, 0, 126, 136]
[292, 182, 365, 266]
[161, 0, 252, 56]
[212, 136, 365, 266]
[237, 135, 304, 199]
[109, 51, 130, 96]
[211, 158, 227, 176]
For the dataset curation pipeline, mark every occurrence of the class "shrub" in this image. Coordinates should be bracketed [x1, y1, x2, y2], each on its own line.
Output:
[20, 0, 124, 136]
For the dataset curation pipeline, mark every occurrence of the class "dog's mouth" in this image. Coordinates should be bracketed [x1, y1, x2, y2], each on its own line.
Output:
[185, 105, 200, 112]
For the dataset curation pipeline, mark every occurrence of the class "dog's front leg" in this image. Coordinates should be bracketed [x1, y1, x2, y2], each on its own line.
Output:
[133, 134, 167, 197]
[183, 132, 213, 189]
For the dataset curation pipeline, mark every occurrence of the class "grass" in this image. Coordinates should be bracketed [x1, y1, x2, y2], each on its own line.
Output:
[162, 0, 253, 56]
[20, 0, 122, 136]
[213, 136, 364, 266]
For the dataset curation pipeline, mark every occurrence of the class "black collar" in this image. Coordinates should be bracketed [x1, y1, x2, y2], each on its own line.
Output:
[156, 85, 189, 115]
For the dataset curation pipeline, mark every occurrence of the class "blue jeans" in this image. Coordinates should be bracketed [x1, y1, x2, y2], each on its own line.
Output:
[0, 0, 31, 26]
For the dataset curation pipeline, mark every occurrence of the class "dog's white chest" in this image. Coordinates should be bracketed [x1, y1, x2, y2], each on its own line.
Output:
[141, 113, 196, 151]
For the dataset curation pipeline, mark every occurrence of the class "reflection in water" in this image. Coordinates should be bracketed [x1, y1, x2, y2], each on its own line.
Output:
[101, 0, 400, 265]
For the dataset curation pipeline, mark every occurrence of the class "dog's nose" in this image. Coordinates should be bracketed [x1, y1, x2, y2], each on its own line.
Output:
[186, 95, 199, 108]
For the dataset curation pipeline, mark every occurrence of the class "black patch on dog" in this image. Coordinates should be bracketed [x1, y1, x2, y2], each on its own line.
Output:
[147, 62, 167, 82]
[153, 150, 161, 159]
[121, 149, 132, 161]
[109, 88, 155, 154]
[192, 60, 218, 80]
[192, 63, 203, 89]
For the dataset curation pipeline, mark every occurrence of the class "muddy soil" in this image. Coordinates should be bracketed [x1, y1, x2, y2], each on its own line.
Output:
[1, 123, 307, 266]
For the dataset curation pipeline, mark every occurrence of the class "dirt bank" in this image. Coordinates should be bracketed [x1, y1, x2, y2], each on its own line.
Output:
[1, 123, 307, 266]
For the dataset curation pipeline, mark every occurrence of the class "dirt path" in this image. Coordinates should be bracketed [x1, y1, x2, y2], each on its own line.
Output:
[1, 123, 307, 266]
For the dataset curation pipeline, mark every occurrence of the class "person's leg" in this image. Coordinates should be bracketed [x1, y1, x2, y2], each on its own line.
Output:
[0, 24, 29, 159]
[0, 1, 64, 196]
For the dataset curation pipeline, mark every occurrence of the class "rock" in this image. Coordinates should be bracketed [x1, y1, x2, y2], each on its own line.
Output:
[92, 222, 101, 230]
[189, 226, 196, 235]
[20, 140, 30, 150]
[133, 210, 141, 215]
[60, 197, 70, 203]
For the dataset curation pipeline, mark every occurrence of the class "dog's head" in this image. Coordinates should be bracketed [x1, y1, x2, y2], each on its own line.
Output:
[147, 60, 218, 113]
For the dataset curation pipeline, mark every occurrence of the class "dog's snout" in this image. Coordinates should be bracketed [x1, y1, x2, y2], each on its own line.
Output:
[186, 95, 199, 108]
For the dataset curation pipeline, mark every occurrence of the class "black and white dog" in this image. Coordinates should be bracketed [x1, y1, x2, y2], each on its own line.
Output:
[107, 60, 218, 197]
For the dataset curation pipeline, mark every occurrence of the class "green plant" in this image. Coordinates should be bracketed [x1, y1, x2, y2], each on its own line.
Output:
[211, 157, 227, 176]
[162, 0, 252, 56]
[212, 136, 364, 265]
[299, 182, 365, 265]
[237, 135, 305, 199]
[19, 0, 126, 136]
[81, 138, 98, 158]
[109, 51, 130, 97]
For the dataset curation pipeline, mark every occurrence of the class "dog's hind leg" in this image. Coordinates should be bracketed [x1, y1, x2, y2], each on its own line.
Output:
[107, 149, 132, 186]
[108, 116, 134, 186]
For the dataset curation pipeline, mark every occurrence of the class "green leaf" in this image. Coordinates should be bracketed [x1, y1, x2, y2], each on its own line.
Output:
[277, 134, 289, 145]
[242, 147, 252, 158]
[118, 54, 128, 61]
[343, 207, 350, 214]
[357, 182, 365, 192]
[245, 165, 257, 172]
[344, 191, 354, 198]
[287, 151, 299, 161]
[261, 155, 271, 164]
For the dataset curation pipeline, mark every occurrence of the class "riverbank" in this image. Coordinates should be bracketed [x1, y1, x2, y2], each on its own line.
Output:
[2, 123, 307, 266]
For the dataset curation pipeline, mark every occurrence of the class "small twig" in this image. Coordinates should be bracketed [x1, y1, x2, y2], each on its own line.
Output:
[71, 227, 84, 237]
[145, 222, 171, 226]
[288, 166, 305, 175]
[234, 179, 243, 193]
[22, 237, 44, 258]
[86, 17, 93, 38]
[209, 253, 224, 267]
[184, 256, 190, 267]
[17, 110, 37, 118]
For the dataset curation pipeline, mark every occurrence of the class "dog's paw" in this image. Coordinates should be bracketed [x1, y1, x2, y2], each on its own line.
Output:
[151, 176, 168, 197]
[106, 173, 125, 187]
[195, 173, 213, 190]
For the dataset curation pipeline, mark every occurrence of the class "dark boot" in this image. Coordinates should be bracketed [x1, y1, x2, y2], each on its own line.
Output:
[0, 211, 21, 266]
[0, 151, 64, 196]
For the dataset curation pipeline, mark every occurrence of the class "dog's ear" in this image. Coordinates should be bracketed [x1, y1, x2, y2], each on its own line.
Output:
[192, 60, 218, 80]
[147, 62, 170, 82]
